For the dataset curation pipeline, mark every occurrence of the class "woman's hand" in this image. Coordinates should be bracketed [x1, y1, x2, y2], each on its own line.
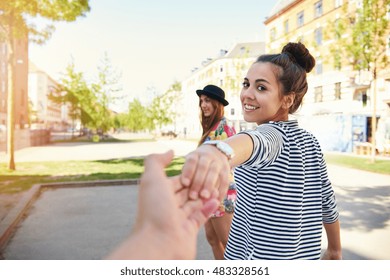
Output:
[180, 144, 231, 202]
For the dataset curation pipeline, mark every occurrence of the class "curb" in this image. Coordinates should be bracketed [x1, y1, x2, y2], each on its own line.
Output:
[0, 179, 139, 252]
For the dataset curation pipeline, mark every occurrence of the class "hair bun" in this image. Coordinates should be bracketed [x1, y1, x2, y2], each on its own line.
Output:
[282, 42, 315, 73]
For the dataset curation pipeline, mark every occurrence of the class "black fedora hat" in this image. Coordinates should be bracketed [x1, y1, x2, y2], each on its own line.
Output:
[196, 84, 229, 106]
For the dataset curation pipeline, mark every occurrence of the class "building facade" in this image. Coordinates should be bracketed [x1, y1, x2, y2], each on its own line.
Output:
[28, 61, 68, 131]
[177, 42, 265, 139]
[0, 38, 29, 128]
[264, 0, 390, 154]
[0, 36, 30, 151]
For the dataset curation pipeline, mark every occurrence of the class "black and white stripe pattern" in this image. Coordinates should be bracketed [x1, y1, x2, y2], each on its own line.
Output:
[225, 120, 339, 260]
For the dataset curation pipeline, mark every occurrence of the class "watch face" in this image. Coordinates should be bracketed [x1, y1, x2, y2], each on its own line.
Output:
[217, 141, 233, 158]
[204, 140, 234, 159]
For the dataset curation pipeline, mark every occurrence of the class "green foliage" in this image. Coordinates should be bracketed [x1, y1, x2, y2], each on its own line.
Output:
[324, 16, 348, 69]
[49, 60, 96, 131]
[91, 52, 123, 133]
[327, 0, 390, 73]
[127, 98, 149, 131]
[147, 81, 181, 130]
[148, 94, 171, 129]
[92, 134, 100, 142]
[49, 54, 124, 134]
[0, 0, 90, 43]
[123, 81, 181, 133]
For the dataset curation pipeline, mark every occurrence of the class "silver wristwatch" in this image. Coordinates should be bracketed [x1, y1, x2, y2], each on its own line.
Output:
[203, 140, 234, 160]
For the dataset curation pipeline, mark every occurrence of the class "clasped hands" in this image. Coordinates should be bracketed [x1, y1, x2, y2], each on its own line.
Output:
[107, 147, 227, 260]
[181, 144, 231, 202]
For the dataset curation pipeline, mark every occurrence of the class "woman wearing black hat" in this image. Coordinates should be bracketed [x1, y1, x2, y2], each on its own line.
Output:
[196, 84, 237, 259]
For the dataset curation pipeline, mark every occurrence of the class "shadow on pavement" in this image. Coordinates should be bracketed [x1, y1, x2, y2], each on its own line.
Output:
[335, 185, 390, 231]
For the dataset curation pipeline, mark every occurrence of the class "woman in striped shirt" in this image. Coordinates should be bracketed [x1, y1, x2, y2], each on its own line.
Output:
[181, 42, 342, 260]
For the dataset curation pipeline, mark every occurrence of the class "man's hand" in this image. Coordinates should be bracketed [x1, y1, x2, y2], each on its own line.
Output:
[107, 150, 218, 260]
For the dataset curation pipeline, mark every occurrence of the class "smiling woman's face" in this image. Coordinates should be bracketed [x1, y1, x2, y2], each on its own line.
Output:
[199, 95, 215, 117]
[240, 62, 289, 125]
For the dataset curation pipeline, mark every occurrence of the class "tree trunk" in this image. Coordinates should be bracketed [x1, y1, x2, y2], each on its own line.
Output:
[371, 69, 377, 163]
[6, 16, 16, 170]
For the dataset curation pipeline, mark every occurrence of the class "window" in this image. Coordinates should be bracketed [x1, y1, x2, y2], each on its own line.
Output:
[231, 108, 235, 115]
[353, 90, 368, 106]
[284, 20, 289, 34]
[220, 65, 223, 72]
[297, 11, 304, 28]
[334, 82, 341, 100]
[314, 86, 323, 102]
[220, 79, 223, 87]
[314, 1, 323, 18]
[316, 57, 323, 75]
[314, 27, 323, 45]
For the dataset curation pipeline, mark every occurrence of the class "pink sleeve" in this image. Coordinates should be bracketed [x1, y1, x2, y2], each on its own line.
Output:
[224, 125, 236, 138]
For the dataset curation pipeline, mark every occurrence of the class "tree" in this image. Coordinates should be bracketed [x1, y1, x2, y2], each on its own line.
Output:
[147, 83, 180, 132]
[327, 0, 390, 162]
[0, 0, 90, 170]
[112, 113, 127, 132]
[92, 52, 123, 134]
[161, 81, 181, 131]
[127, 98, 149, 132]
[50, 60, 96, 136]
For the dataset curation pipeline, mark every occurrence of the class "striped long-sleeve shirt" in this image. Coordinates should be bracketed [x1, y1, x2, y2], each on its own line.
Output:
[224, 120, 339, 260]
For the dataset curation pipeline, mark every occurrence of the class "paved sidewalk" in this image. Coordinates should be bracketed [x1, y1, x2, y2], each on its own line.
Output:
[0, 182, 214, 260]
[325, 164, 390, 260]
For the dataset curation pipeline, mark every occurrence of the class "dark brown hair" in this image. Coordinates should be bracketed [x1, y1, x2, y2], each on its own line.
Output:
[198, 98, 224, 146]
[255, 42, 315, 113]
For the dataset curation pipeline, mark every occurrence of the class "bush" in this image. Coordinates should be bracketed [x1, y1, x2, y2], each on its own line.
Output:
[92, 135, 100, 142]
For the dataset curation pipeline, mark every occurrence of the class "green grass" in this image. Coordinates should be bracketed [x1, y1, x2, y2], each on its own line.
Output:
[0, 157, 185, 194]
[324, 153, 390, 175]
[53, 137, 156, 144]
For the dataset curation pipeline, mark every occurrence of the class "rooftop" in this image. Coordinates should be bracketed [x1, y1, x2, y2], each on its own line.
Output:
[266, 0, 297, 20]
[225, 42, 265, 58]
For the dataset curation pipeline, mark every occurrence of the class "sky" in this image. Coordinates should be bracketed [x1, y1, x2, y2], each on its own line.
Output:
[29, 0, 277, 111]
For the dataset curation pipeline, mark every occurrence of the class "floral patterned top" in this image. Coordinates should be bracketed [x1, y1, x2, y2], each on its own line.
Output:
[204, 117, 237, 218]
[205, 117, 236, 142]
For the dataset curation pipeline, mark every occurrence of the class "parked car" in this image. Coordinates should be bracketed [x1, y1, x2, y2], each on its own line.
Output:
[161, 130, 177, 138]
